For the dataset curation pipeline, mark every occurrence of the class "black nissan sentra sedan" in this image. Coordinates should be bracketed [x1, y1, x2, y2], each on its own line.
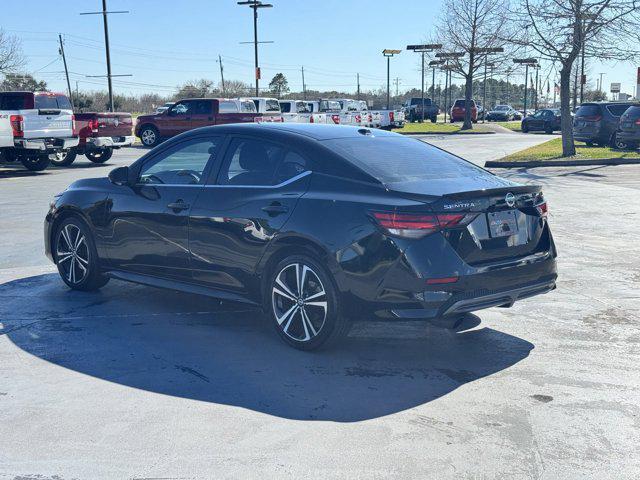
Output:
[45, 123, 557, 350]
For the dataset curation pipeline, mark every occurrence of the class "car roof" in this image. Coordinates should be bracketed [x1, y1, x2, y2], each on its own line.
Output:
[183, 123, 400, 141]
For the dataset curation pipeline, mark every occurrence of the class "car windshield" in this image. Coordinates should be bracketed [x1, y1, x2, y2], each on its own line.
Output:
[323, 136, 489, 185]
[494, 105, 509, 111]
[411, 98, 432, 106]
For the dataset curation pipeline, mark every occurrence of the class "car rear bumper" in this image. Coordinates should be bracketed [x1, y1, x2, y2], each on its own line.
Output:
[86, 135, 136, 148]
[14, 137, 79, 152]
[387, 253, 557, 320]
[616, 131, 640, 143]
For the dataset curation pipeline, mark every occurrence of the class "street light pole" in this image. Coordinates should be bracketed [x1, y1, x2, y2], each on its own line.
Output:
[238, 0, 273, 96]
[429, 59, 445, 122]
[514, 58, 538, 117]
[406, 44, 442, 122]
[382, 49, 401, 110]
[435, 52, 465, 124]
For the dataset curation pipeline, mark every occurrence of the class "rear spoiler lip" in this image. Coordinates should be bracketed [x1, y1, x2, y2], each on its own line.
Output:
[440, 185, 542, 200]
[386, 184, 542, 203]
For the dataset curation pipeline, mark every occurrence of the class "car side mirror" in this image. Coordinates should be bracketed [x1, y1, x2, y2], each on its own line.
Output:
[108, 166, 130, 186]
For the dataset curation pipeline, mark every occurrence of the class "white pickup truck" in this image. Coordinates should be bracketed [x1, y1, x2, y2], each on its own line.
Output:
[279, 100, 327, 124]
[374, 107, 406, 130]
[306, 99, 342, 125]
[0, 91, 78, 171]
[331, 98, 364, 126]
[246, 97, 284, 122]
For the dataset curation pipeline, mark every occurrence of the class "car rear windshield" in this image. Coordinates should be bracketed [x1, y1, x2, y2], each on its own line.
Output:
[622, 105, 640, 117]
[454, 99, 474, 107]
[35, 94, 72, 110]
[323, 136, 488, 184]
[576, 105, 601, 117]
[411, 98, 432, 106]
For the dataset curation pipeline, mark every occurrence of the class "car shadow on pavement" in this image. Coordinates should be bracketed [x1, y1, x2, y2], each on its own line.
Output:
[0, 168, 50, 179]
[1, 273, 534, 422]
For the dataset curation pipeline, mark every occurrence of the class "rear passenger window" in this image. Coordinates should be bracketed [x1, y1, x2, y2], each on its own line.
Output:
[194, 100, 212, 115]
[280, 102, 291, 113]
[217, 138, 309, 186]
[607, 104, 635, 116]
[35, 95, 60, 109]
[219, 101, 239, 113]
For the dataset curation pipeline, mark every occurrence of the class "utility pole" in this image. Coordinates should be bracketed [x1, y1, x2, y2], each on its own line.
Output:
[80, 1, 129, 112]
[218, 54, 226, 95]
[238, 0, 273, 96]
[393, 77, 401, 96]
[598, 72, 605, 92]
[58, 34, 74, 110]
[356, 73, 360, 100]
[407, 44, 441, 122]
[534, 64, 540, 111]
[301, 66, 306, 100]
[382, 49, 401, 110]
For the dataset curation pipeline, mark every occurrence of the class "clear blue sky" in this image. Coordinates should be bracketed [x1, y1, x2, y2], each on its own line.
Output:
[4, 0, 638, 98]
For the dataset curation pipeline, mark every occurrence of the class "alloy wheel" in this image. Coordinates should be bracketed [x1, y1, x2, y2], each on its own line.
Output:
[56, 224, 89, 285]
[272, 263, 328, 342]
[141, 129, 156, 145]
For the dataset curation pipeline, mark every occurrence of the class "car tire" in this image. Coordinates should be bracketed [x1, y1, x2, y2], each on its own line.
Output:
[544, 126, 554, 134]
[20, 154, 50, 171]
[585, 141, 594, 147]
[431, 116, 437, 123]
[611, 133, 627, 150]
[54, 216, 109, 291]
[85, 147, 113, 163]
[521, 124, 529, 133]
[267, 254, 350, 351]
[50, 148, 77, 167]
[139, 125, 160, 148]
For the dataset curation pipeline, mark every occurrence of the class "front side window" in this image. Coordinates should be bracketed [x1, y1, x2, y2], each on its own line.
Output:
[240, 101, 257, 113]
[296, 102, 310, 113]
[280, 102, 291, 113]
[139, 137, 221, 185]
[169, 101, 193, 116]
[218, 138, 309, 186]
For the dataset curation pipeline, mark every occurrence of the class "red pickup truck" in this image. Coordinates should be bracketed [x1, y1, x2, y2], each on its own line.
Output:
[52, 112, 134, 166]
[135, 98, 281, 147]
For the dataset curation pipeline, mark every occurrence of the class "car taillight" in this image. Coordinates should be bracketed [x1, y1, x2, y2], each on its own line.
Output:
[536, 202, 548, 217]
[371, 211, 475, 239]
[10, 115, 24, 138]
[71, 114, 77, 136]
[389, 112, 394, 122]
[309, 115, 314, 123]
[88, 119, 99, 132]
[331, 115, 340, 124]
[634, 119, 640, 126]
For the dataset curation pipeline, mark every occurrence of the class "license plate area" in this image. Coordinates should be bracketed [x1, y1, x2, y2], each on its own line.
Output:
[487, 210, 518, 238]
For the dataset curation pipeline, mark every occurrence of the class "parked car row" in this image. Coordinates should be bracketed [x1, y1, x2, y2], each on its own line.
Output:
[573, 101, 640, 149]
[0, 90, 136, 171]
[135, 96, 405, 148]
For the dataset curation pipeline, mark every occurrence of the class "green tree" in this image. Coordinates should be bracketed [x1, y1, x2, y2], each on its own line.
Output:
[268, 73, 289, 98]
[0, 73, 47, 92]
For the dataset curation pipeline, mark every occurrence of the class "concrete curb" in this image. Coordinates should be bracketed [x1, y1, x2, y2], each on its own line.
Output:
[485, 157, 640, 168]
[398, 131, 496, 136]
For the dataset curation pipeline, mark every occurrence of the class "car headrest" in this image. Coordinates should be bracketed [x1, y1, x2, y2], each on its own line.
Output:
[239, 142, 270, 171]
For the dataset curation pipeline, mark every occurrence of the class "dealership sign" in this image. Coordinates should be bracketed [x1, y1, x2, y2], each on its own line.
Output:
[610, 82, 621, 93]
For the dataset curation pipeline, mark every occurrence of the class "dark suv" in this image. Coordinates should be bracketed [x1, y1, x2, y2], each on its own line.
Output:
[573, 102, 639, 147]
[403, 97, 439, 123]
[615, 105, 640, 149]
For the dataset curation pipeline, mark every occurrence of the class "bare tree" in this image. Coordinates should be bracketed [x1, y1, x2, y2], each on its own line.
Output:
[435, 0, 515, 130]
[0, 29, 24, 74]
[515, 0, 640, 156]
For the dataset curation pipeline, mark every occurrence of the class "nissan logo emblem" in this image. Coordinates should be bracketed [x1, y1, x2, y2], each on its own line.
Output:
[505, 192, 516, 208]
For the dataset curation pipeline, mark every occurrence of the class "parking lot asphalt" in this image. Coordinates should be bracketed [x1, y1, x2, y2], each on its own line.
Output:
[1, 135, 639, 479]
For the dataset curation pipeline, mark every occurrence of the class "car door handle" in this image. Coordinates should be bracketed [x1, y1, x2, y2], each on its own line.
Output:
[167, 200, 190, 211]
[261, 203, 289, 215]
